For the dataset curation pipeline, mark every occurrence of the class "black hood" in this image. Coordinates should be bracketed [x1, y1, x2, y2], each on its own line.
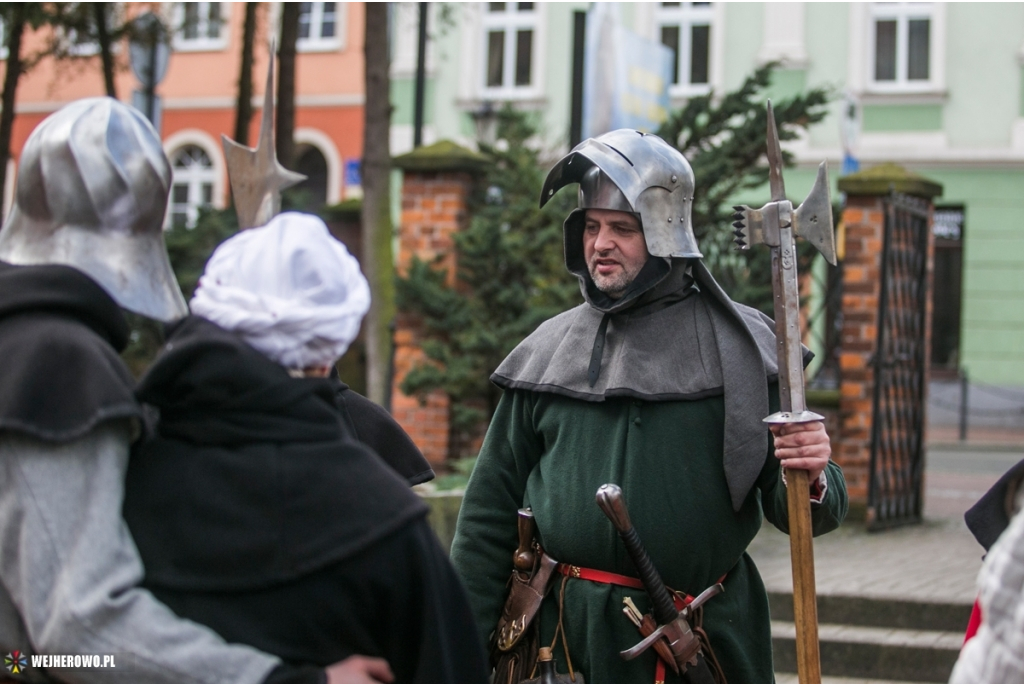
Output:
[0, 261, 139, 441]
[125, 316, 428, 591]
[965, 458, 1024, 552]
[138, 315, 342, 446]
[0, 260, 129, 350]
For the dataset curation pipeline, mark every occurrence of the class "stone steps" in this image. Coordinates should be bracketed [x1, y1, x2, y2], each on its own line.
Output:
[768, 591, 971, 683]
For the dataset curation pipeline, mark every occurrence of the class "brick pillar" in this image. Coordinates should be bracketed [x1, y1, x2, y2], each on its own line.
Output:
[835, 164, 942, 519]
[391, 142, 488, 468]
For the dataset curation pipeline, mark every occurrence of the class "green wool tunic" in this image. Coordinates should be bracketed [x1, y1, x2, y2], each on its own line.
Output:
[450, 388, 847, 684]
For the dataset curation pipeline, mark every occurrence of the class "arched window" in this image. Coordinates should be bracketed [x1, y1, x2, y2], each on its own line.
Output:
[169, 145, 216, 229]
[293, 144, 329, 210]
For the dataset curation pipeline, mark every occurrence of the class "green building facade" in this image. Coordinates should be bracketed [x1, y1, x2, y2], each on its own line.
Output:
[391, 2, 1024, 388]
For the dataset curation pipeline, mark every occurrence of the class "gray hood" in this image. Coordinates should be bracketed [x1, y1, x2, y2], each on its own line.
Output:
[493, 259, 800, 511]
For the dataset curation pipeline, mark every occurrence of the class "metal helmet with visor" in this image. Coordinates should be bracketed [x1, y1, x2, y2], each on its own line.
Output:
[540, 129, 701, 261]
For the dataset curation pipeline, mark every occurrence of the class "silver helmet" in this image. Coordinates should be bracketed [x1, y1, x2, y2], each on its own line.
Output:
[0, 97, 187, 322]
[540, 129, 702, 259]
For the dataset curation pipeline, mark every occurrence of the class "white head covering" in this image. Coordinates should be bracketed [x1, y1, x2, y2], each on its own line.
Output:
[190, 212, 371, 370]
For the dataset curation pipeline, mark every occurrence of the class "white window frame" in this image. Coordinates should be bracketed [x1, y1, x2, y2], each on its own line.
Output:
[391, 2, 435, 78]
[297, 2, 345, 53]
[479, 2, 541, 101]
[171, 2, 229, 52]
[168, 145, 217, 229]
[848, 3, 946, 100]
[654, 2, 715, 99]
[62, 30, 100, 57]
[162, 130, 226, 229]
[54, 3, 102, 57]
[758, 3, 808, 69]
[867, 2, 940, 94]
[295, 128, 343, 204]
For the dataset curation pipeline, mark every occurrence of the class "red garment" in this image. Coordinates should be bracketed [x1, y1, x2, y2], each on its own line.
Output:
[964, 598, 983, 645]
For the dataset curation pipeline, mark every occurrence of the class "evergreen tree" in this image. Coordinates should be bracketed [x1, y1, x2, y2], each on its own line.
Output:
[396, 108, 579, 458]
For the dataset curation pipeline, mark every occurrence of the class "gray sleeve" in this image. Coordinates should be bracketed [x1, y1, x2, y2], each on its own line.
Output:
[0, 422, 281, 684]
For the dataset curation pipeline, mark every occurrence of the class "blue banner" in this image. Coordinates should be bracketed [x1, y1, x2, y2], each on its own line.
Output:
[582, 4, 674, 139]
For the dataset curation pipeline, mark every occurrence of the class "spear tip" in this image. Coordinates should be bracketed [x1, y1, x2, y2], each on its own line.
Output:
[766, 102, 786, 202]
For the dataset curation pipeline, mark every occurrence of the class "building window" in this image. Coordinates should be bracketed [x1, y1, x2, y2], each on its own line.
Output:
[870, 3, 933, 90]
[169, 145, 216, 229]
[481, 2, 536, 96]
[292, 144, 329, 211]
[656, 2, 713, 96]
[51, 3, 105, 57]
[298, 2, 343, 51]
[173, 2, 227, 51]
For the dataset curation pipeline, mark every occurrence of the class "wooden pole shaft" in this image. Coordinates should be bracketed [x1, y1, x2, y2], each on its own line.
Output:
[767, 221, 823, 684]
[762, 104, 825, 684]
[786, 467, 821, 683]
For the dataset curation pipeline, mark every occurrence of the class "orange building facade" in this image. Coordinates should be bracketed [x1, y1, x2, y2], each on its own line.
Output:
[2, 2, 366, 223]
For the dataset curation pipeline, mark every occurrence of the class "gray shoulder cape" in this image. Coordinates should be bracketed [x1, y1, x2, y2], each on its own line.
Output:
[492, 260, 796, 511]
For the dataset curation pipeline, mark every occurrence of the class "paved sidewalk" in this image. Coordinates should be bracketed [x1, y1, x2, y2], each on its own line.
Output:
[749, 441, 1024, 605]
[762, 438, 1023, 683]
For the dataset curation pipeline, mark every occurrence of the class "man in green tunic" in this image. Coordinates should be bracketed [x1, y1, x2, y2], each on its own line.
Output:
[450, 129, 848, 683]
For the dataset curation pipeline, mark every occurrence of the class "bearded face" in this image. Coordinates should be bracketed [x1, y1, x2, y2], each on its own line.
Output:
[583, 208, 649, 299]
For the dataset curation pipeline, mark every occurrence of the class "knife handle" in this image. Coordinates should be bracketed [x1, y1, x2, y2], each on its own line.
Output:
[513, 508, 536, 572]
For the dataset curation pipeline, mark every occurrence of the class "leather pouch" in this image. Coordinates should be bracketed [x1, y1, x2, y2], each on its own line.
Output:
[493, 550, 558, 653]
[491, 507, 560, 684]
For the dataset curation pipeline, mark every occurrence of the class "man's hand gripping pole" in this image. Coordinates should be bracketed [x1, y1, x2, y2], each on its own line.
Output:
[730, 101, 839, 684]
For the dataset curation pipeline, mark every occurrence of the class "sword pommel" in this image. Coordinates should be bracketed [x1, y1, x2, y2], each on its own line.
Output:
[595, 483, 632, 533]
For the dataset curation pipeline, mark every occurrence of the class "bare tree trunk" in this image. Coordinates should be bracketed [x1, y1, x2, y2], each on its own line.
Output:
[233, 2, 258, 146]
[276, 2, 298, 169]
[93, 3, 116, 98]
[0, 4, 27, 221]
[362, 3, 394, 407]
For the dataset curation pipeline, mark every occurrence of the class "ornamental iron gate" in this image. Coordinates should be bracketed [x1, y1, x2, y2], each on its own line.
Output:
[866, 191, 931, 530]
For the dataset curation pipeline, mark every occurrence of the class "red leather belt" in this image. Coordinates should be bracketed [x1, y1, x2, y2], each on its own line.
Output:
[556, 563, 698, 603]
[557, 563, 645, 590]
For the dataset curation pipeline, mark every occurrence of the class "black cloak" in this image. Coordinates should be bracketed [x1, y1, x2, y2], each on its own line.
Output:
[965, 458, 1024, 552]
[330, 370, 435, 486]
[123, 316, 487, 683]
